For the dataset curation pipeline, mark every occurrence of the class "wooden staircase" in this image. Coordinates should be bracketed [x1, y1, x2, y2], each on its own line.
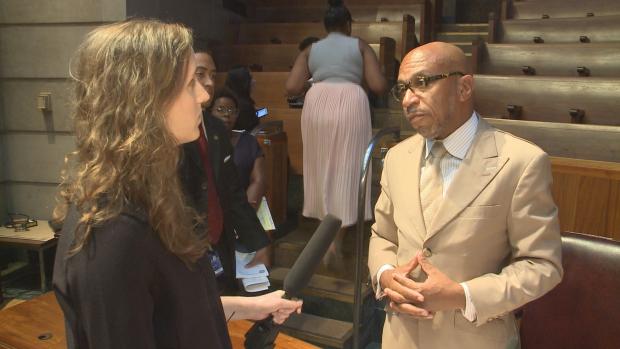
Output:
[435, 22, 488, 53]
[270, 215, 376, 348]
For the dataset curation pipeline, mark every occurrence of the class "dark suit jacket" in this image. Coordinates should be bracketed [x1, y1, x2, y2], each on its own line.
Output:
[179, 113, 270, 294]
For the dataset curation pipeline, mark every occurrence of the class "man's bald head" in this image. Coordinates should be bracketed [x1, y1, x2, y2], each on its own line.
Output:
[397, 42, 474, 139]
[402, 42, 468, 74]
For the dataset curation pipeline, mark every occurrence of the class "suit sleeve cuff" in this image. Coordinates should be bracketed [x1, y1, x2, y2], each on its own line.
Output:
[460, 282, 477, 322]
[375, 264, 395, 299]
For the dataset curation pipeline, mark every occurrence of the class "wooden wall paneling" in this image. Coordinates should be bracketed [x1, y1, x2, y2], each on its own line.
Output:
[551, 157, 620, 239]
[573, 176, 611, 237]
[261, 108, 303, 175]
[608, 181, 620, 240]
[550, 172, 580, 233]
[256, 130, 288, 225]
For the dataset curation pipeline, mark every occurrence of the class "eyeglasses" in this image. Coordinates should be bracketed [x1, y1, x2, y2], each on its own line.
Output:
[4, 213, 37, 232]
[214, 106, 238, 115]
[390, 72, 466, 102]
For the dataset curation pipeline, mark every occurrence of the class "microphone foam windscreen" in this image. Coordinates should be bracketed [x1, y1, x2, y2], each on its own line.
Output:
[283, 214, 342, 298]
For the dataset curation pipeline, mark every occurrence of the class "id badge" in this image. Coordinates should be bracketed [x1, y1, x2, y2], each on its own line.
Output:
[207, 250, 224, 277]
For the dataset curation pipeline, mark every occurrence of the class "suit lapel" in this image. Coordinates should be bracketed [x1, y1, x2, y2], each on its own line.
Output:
[425, 119, 509, 242]
[204, 119, 221, 182]
[404, 136, 427, 239]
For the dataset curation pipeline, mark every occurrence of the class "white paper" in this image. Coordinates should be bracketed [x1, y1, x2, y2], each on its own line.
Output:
[235, 251, 270, 292]
[241, 276, 270, 292]
[256, 196, 276, 231]
[235, 251, 269, 279]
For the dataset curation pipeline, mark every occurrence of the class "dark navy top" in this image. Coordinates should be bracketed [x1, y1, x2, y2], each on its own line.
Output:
[233, 132, 264, 191]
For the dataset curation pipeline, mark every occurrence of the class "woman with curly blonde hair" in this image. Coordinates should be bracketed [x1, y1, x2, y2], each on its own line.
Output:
[52, 19, 301, 348]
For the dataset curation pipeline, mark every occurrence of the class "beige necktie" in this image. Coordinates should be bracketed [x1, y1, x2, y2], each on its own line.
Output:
[420, 142, 447, 232]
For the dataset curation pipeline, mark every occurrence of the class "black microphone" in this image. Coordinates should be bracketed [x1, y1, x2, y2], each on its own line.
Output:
[244, 214, 342, 349]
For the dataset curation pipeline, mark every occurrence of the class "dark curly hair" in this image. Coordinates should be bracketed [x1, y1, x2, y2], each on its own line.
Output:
[324, 0, 352, 32]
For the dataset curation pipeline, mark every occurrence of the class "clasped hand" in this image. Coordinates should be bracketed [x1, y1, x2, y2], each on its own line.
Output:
[380, 252, 465, 319]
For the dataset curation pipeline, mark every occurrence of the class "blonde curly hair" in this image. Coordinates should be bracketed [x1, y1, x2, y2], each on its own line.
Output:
[54, 19, 208, 265]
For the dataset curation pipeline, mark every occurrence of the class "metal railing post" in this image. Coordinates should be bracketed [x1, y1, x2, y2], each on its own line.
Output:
[353, 127, 400, 349]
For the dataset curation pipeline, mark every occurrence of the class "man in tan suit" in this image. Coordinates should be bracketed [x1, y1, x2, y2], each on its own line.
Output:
[368, 42, 563, 348]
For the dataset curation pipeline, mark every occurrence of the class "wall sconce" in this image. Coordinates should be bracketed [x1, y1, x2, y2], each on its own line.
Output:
[37, 92, 52, 112]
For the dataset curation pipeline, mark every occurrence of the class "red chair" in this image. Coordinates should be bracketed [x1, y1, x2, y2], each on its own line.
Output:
[520, 232, 620, 348]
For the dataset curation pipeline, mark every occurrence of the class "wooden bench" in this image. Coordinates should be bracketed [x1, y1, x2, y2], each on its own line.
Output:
[474, 75, 620, 126]
[237, 16, 418, 59]
[471, 42, 620, 77]
[249, 2, 433, 43]
[488, 14, 620, 43]
[501, 0, 620, 20]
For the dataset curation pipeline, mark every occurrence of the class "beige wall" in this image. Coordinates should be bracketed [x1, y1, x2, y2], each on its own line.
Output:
[0, 0, 241, 221]
[0, 1, 126, 221]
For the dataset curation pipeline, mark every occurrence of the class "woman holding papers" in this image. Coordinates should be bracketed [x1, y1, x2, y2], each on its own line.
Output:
[52, 19, 301, 348]
[210, 88, 266, 210]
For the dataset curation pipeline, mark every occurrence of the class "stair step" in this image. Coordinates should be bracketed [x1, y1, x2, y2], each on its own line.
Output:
[441, 23, 489, 32]
[270, 267, 371, 304]
[436, 33, 488, 40]
[282, 312, 353, 349]
[435, 31, 487, 43]
[273, 219, 371, 281]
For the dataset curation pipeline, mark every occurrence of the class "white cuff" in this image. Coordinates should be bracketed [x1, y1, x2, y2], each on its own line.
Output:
[375, 264, 395, 299]
[460, 282, 477, 322]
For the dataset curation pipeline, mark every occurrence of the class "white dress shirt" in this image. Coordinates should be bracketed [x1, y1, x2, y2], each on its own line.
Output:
[376, 111, 480, 322]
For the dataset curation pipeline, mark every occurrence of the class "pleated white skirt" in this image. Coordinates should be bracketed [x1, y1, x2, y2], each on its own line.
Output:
[301, 81, 372, 227]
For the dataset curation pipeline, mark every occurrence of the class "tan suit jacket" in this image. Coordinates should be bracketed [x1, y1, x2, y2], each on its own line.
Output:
[368, 118, 563, 349]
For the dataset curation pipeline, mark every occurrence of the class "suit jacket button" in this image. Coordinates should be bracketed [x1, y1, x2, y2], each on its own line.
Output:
[201, 182, 208, 190]
[422, 248, 432, 258]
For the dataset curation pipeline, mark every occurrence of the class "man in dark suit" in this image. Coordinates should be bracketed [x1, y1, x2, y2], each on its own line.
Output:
[178, 45, 271, 295]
